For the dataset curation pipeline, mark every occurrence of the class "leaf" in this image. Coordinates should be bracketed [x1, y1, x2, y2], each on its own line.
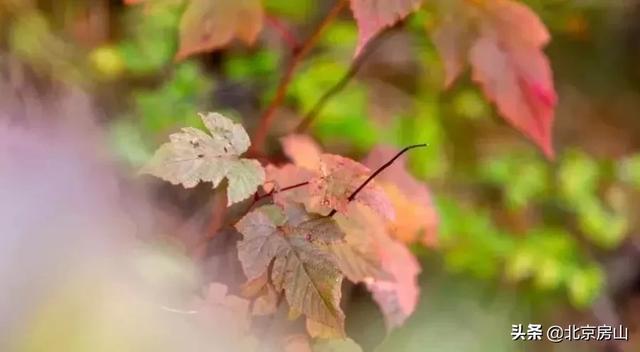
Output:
[429, 0, 557, 158]
[340, 204, 420, 329]
[363, 145, 438, 246]
[367, 236, 420, 329]
[313, 337, 363, 352]
[308, 154, 393, 218]
[176, 0, 263, 60]
[269, 135, 394, 219]
[235, 204, 346, 337]
[280, 134, 322, 170]
[265, 163, 315, 206]
[141, 112, 265, 205]
[252, 282, 280, 316]
[469, 35, 555, 158]
[330, 206, 388, 282]
[349, 0, 424, 57]
[430, 10, 473, 88]
[196, 282, 258, 350]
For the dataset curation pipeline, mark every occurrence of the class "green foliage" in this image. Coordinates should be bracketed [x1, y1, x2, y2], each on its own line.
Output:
[559, 150, 628, 248]
[289, 55, 377, 151]
[481, 152, 549, 209]
[264, 0, 315, 21]
[436, 196, 514, 279]
[116, 1, 182, 74]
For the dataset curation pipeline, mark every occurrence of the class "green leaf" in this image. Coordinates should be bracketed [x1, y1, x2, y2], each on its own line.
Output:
[567, 265, 603, 308]
[558, 150, 600, 205]
[141, 112, 264, 205]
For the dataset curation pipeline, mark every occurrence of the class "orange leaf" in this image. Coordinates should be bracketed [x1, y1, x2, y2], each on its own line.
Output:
[176, 0, 263, 60]
[280, 134, 322, 171]
[338, 204, 420, 329]
[363, 145, 438, 247]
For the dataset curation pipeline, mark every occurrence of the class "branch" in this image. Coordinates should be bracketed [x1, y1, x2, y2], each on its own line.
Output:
[265, 15, 300, 50]
[250, 0, 349, 154]
[254, 180, 310, 202]
[328, 143, 428, 217]
[295, 31, 391, 133]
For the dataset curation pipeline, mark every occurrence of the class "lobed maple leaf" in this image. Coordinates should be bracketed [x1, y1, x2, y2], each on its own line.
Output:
[363, 145, 438, 247]
[350, 0, 424, 57]
[235, 204, 347, 337]
[140, 112, 265, 205]
[176, 0, 263, 60]
[430, 0, 557, 158]
[268, 135, 395, 219]
[126, 0, 263, 60]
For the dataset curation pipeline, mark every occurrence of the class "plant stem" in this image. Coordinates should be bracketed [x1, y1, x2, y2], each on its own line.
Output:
[328, 143, 428, 217]
[295, 31, 390, 133]
[250, 0, 349, 154]
[265, 15, 300, 50]
[254, 181, 310, 202]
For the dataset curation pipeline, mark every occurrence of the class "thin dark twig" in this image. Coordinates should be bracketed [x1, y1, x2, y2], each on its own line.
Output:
[328, 143, 428, 217]
[295, 31, 392, 133]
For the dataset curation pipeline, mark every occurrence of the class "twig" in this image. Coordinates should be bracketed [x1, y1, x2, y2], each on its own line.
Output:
[255, 181, 310, 202]
[265, 15, 300, 51]
[295, 31, 391, 133]
[250, 0, 349, 154]
[328, 143, 428, 216]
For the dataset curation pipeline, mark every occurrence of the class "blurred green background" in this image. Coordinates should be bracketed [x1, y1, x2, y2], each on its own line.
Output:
[1, 0, 640, 351]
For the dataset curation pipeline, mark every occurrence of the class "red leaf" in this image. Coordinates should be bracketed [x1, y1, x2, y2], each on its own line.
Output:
[469, 34, 556, 158]
[367, 235, 420, 329]
[430, 0, 557, 158]
[430, 12, 472, 88]
[350, 0, 423, 57]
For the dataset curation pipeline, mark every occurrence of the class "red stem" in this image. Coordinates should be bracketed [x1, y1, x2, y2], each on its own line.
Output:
[250, 0, 349, 154]
[265, 15, 300, 50]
